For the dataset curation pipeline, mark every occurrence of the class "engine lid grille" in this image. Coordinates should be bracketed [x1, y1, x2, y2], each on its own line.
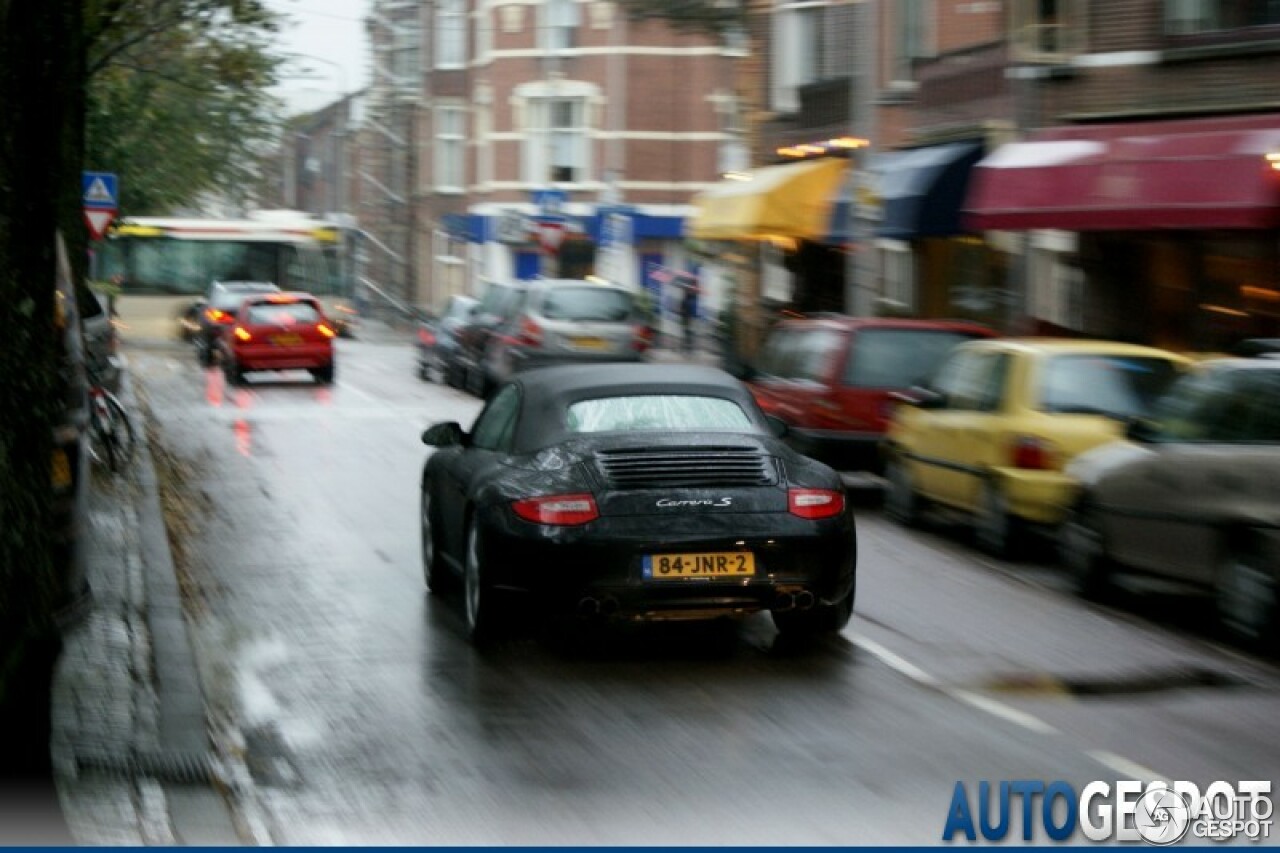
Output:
[596, 446, 776, 489]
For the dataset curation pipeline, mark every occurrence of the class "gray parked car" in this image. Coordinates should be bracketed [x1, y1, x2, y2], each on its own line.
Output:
[1061, 357, 1280, 651]
[479, 279, 650, 390]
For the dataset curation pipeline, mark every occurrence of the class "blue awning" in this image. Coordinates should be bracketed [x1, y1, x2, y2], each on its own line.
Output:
[825, 141, 984, 242]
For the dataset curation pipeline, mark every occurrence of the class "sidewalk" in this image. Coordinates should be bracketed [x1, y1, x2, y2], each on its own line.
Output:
[50, 365, 250, 845]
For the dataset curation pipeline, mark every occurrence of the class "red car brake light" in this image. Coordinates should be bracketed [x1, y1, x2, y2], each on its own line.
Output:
[1011, 436, 1056, 470]
[233, 326, 252, 342]
[518, 317, 543, 347]
[788, 488, 845, 520]
[511, 493, 599, 526]
[317, 323, 337, 339]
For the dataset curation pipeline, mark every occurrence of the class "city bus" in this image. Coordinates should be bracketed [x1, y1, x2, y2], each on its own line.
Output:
[98, 211, 360, 340]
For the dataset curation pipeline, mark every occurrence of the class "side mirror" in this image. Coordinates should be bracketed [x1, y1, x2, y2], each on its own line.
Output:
[891, 387, 946, 410]
[422, 421, 466, 448]
[765, 414, 789, 438]
[1125, 417, 1158, 443]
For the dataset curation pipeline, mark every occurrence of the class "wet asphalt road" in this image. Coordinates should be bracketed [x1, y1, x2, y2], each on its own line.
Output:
[128, 336, 1280, 845]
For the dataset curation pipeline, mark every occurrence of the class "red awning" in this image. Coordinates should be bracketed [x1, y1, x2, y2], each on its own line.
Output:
[965, 114, 1280, 231]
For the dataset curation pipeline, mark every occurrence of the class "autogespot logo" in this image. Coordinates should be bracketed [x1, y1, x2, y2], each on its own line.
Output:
[942, 780, 1273, 844]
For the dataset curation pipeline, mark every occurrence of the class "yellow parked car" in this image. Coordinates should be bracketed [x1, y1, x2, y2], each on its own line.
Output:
[882, 339, 1190, 557]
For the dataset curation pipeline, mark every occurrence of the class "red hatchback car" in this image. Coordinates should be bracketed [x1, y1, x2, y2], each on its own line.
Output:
[219, 292, 337, 386]
[747, 316, 996, 472]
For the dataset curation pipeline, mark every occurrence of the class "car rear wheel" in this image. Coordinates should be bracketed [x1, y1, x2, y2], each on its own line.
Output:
[311, 364, 335, 385]
[196, 339, 214, 367]
[773, 587, 855, 636]
[223, 358, 244, 386]
[463, 519, 506, 645]
[1216, 540, 1279, 653]
[883, 456, 924, 527]
[1059, 503, 1114, 601]
[975, 478, 1025, 560]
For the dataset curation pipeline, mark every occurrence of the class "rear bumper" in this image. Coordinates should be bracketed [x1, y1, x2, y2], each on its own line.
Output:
[473, 505, 856, 619]
[995, 468, 1076, 525]
[233, 342, 332, 371]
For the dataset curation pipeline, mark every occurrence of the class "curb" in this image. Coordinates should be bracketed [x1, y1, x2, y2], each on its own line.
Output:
[52, 359, 249, 845]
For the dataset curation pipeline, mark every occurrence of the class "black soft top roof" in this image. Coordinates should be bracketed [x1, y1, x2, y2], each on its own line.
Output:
[510, 363, 768, 451]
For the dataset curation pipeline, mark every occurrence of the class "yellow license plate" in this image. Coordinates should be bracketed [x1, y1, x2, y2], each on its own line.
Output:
[642, 552, 755, 579]
[571, 336, 608, 350]
[272, 333, 303, 346]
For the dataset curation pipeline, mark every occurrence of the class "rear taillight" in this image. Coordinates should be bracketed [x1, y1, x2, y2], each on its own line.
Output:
[1011, 436, 1056, 470]
[511, 493, 599, 526]
[233, 326, 252, 342]
[206, 307, 232, 324]
[632, 325, 654, 352]
[417, 328, 435, 346]
[518, 317, 543, 347]
[788, 488, 845, 520]
[317, 323, 337, 338]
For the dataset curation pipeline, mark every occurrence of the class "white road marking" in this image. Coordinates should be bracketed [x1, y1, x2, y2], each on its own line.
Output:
[1087, 750, 1166, 783]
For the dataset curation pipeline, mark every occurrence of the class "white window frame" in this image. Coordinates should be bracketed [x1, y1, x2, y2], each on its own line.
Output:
[515, 81, 597, 186]
[877, 239, 915, 312]
[891, 0, 934, 84]
[771, 0, 828, 113]
[436, 0, 467, 69]
[435, 104, 467, 193]
[542, 0, 581, 53]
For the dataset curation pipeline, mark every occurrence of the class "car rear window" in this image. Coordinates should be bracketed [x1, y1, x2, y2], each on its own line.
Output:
[213, 286, 278, 310]
[246, 301, 321, 325]
[566, 395, 753, 433]
[539, 287, 633, 322]
[843, 329, 979, 388]
[1038, 354, 1181, 420]
[757, 328, 844, 382]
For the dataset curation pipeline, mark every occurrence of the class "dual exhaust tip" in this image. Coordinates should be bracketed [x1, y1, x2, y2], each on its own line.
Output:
[773, 590, 815, 612]
[576, 596, 620, 618]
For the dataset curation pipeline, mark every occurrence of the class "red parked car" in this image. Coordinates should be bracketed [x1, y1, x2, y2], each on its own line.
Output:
[217, 292, 337, 386]
[746, 315, 996, 472]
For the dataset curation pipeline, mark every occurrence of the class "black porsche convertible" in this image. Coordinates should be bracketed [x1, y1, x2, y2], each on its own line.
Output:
[419, 363, 857, 644]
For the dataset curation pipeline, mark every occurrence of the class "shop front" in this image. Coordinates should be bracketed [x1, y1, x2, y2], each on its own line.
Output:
[965, 113, 1280, 352]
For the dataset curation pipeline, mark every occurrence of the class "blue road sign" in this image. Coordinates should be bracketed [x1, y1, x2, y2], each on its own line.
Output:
[531, 188, 567, 216]
[82, 172, 119, 210]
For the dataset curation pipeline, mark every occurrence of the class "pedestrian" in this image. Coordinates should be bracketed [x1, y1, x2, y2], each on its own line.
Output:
[678, 273, 699, 355]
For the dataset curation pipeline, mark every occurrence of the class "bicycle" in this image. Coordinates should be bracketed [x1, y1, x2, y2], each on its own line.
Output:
[86, 358, 136, 473]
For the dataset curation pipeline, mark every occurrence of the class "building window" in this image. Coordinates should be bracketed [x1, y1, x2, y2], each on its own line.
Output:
[772, 2, 828, 112]
[543, 0, 580, 52]
[392, 26, 421, 89]
[1010, 0, 1086, 60]
[436, 0, 467, 69]
[714, 95, 748, 175]
[878, 240, 915, 312]
[892, 0, 932, 83]
[524, 97, 590, 184]
[1165, 0, 1280, 33]
[435, 105, 466, 192]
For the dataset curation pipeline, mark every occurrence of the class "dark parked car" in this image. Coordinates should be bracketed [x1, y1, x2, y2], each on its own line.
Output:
[416, 294, 478, 383]
[419, 363, 857, 645]
[1062, 357, 1280, 651]
[450, 280, 529, 396]
[480, 279, 651, 388]
[194, 280, 280, 366]
[746, 316, 996, 472]
[79, 285, 121, 392]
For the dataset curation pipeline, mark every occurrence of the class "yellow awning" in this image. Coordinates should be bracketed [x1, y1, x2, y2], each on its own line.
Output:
[689, 158, 848, 242]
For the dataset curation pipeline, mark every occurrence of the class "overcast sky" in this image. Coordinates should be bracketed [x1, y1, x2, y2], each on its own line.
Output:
[265, 0, 373, 114]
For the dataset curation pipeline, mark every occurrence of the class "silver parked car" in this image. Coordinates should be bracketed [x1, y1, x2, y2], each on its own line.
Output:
[480, 279, 651, 388]
[1061, 357, 1280, 651]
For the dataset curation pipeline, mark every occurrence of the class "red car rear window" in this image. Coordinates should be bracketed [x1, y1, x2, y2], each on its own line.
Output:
[843, 329, 982, 389]
[246, 302, 321, 325]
